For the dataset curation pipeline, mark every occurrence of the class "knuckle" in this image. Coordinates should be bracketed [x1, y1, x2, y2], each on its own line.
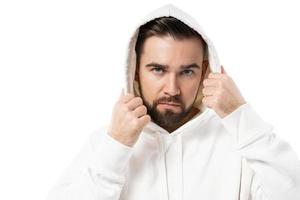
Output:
[136, 97, 143, 104]
[124, 94, 134, 101]
[146, 115, 151, 122]
[141, 105, 147, 112]
[141, 105, 147, 109]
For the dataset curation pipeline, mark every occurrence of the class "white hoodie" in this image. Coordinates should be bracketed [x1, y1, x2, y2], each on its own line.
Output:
[47, 4, 300, 200]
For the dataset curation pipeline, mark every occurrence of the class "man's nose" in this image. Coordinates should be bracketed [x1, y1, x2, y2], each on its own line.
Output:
[164, 74, 180, 96]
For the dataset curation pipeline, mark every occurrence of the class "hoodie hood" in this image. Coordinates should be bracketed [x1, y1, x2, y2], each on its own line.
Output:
[124, 4, 221, 133]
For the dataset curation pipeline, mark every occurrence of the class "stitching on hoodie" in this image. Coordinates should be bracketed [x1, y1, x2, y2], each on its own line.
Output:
[238, 159, 242, 200]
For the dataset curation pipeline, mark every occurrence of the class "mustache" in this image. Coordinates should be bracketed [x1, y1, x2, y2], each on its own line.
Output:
[156, 95, 182, 105]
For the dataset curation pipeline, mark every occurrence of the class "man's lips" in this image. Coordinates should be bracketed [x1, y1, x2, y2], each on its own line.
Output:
[158, 103, 180, 106]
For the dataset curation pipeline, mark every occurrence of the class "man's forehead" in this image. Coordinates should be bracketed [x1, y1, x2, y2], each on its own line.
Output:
[141, 36, 204, 60]
[143, 35, 204, 50]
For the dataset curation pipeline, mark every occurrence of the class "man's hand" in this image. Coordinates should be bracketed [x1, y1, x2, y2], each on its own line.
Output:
[108, 89, 151, 147]
[202, 66, 246, 118]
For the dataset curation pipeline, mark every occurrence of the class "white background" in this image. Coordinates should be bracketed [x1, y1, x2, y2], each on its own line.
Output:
[1, 0, 300, 199]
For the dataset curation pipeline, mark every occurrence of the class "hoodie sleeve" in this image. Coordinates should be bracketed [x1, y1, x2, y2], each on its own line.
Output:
[46, 127, 133, 200]
[220, 102, 300, 200]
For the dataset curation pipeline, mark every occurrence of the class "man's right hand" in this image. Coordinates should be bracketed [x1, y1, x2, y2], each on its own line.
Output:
[107, 89, 151, 147]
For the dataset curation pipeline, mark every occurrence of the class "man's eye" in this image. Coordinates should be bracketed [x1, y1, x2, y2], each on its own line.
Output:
[152, 68, 164, 74]
[181, 70, 194, 76]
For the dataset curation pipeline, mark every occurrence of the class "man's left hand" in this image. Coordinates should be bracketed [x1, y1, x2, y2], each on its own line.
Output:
[202, 66, 246, 118]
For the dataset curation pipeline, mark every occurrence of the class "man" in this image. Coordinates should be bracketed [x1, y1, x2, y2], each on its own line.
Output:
[47, 4, 300, 200]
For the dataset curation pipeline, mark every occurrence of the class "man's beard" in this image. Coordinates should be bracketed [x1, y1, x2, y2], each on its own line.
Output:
[142, 94, 194, 129]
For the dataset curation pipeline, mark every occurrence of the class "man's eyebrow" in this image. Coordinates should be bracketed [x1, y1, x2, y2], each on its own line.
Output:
[145, 62, 200, 70]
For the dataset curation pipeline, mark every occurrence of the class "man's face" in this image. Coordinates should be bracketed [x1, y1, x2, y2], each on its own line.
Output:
[137, 35, 207, 128]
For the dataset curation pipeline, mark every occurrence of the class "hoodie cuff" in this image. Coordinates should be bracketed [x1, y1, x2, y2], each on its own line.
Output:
[220, 102, 273, 148]
[94, 132, 133, 177]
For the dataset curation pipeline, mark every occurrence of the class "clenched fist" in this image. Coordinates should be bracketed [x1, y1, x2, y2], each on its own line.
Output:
[202, 66, 246, 118]
[108, 89, 151, 147]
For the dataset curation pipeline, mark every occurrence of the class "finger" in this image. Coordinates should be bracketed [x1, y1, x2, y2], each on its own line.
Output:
[138, 114, 151, 126]
[127, 97, 143, 110]
[133, 105, 147, 118]
[208, 72, 224, 79]
[119, 88, 125, 99]
[202, 95, 215, 108]
[120, 92, 135, 103]
[203, 78, 219, 87]
[221, 65, 227, 74]
[202, 86, 216, 96]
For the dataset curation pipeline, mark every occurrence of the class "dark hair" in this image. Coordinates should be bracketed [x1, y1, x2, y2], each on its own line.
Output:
[135, 16, 207, 70]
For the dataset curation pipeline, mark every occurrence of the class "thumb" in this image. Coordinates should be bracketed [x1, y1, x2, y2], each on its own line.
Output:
[120, 88, 124, 97]
[221, 65, 227, 75]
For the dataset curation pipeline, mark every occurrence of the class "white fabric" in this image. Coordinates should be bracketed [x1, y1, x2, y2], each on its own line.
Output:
[47, 4, 300, 200]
